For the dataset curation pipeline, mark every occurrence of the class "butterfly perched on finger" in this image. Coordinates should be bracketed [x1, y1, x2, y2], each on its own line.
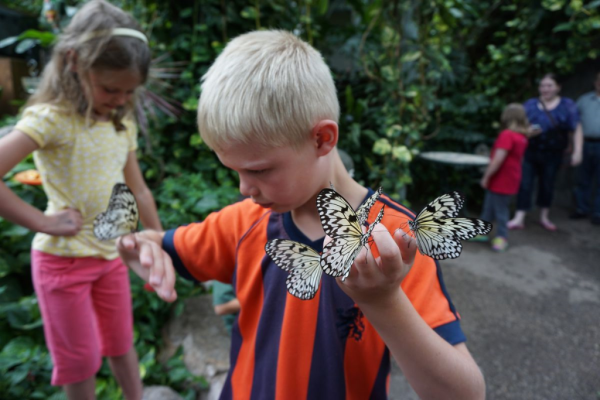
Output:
[265, 187, 384, 299]
[407, 191, 492, 260]
[317, 187, 384, 281]
[93, 183, 139, 241]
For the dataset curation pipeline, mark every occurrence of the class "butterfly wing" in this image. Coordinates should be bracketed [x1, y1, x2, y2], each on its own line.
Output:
[410, 192, 492, 259]
[317, 188, 385, 280]
[413, 227, 464, 260]
[317, 189, 364, 278]
[265, 239, 322, 300]
[414, 191, 464, 223]
[356, 187, 383, 225]
[317, 188, 363, 238]
[93, 183, 139, 241]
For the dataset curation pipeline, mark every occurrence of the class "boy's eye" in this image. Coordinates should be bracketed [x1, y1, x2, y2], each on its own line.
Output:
[104, 87, 119, 94]
[248, 169, 268, 175]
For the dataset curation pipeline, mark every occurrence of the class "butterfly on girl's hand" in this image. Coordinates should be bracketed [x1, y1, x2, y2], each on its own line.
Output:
[317, 188, 384, 281]
[407, 191, 492, 260]
[93, 183, 139, 241]
[265, 239, 322, 300]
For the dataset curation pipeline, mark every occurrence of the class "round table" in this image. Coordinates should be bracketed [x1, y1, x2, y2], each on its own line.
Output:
[419, 151, 489, 166]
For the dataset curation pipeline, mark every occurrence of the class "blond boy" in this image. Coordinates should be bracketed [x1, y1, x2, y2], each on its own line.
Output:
[118, 30, 485, 399]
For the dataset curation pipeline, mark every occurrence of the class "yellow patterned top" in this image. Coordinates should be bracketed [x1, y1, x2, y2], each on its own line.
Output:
[15, 104, 138, 259]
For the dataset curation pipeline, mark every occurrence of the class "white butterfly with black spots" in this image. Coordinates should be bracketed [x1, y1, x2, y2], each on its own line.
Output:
[408, 191, 492, 259]
[317, 188, 384, 281]
[93, 183, 139, 241]
[265, 239, 322, 300]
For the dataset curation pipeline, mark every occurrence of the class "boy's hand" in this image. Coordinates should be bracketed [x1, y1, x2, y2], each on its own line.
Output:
[336, 226, 416, 306]
[117, 232, 178, 302]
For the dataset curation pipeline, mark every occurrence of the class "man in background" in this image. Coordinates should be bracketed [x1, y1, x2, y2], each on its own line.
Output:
[571, 72, 600, 226]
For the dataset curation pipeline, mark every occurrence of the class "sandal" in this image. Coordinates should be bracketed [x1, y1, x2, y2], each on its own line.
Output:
[540, 220, 557, 231]
[507, 221, 525, 230]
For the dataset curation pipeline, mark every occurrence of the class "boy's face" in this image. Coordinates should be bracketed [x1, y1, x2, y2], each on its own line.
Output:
[216, 139, 324, 213]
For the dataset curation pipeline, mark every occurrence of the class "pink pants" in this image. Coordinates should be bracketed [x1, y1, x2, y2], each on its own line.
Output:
[31, 250, 134, 386]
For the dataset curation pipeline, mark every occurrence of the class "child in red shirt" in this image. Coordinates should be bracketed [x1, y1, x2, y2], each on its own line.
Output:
[478, 103, 535, 251]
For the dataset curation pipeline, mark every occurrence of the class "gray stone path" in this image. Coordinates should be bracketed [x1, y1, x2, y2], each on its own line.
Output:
[390, 206, 599, 400]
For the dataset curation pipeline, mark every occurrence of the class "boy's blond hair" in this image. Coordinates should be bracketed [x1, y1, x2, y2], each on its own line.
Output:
[198, 30, 339, 151]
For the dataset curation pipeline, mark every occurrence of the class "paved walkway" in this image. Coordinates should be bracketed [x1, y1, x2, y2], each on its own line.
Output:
[390, 206, 600, 399]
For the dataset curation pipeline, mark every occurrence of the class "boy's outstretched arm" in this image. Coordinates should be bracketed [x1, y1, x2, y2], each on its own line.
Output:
[338, 227, 486, 400]
[117, 231, 178, 302]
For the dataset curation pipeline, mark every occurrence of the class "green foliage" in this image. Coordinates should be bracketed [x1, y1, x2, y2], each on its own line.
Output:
[3, 0, 600, 397]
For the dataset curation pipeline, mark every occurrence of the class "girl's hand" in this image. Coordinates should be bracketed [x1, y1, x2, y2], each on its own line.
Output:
[41, 208, 82, 236]
[336, 226, 416, 307]
[571, 150, 583, 167]
[117, 232, 178, 303]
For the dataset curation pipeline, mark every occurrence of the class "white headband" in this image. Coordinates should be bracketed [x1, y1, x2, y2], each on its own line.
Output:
[80, 28, 148, 44]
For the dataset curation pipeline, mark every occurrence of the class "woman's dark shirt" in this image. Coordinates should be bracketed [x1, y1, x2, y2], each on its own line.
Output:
[523, 97, 579, 151]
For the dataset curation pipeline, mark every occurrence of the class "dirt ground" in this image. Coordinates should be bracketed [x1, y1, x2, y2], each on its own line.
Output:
[389, 205, 600, 400]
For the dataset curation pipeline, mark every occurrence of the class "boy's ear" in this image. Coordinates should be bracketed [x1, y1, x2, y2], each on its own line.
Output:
[311, 120, 338, 156]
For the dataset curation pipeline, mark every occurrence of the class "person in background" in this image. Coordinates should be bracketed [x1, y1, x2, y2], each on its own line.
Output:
[0, 1, 162, 398]
[212, 281, 240, 334]
[571, 72, 600, 226]
[507, 73, 582, 231]
[474, 104, 536, 251]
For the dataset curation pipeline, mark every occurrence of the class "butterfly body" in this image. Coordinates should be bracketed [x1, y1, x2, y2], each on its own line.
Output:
[318, 188, 384, 281]
[409, 192, 492, 260]
[93, 183, 139, 241]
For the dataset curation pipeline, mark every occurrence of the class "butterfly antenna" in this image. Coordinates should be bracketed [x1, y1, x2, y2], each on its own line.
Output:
[329, 181, 336, 191]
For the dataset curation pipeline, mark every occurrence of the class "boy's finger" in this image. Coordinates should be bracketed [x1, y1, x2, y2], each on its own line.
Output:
[394, 229, 416, 267]
[370, 226, 402, 276]
[118, 233, 137, 250]
[350, 244, 371, 276]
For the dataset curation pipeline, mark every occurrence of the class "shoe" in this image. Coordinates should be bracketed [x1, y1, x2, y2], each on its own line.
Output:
[491, 237, 508, 252]
[470, 235, 489, 242]
[592, 215, 600, 226]
[507, 221, 524, 230]
[569, 211, 588, 219]
[539, 220, 557, 231]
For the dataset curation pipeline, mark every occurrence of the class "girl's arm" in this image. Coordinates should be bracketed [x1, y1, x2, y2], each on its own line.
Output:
[123, 151, 162, 231]
[0, 130, 82, 235]
[480, 148, 508, 189]
[340, 228, 486, 400]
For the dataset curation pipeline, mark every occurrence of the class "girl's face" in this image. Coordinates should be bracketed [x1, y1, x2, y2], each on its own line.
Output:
[87, 68, 141, 119]
[538, 77, 560, 101]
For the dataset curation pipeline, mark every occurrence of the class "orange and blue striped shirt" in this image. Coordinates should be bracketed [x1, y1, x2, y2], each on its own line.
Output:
[163, 188, 466, 399]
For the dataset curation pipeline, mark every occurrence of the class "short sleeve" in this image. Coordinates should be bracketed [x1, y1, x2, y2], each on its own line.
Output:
[14, 104, 63, 148]
[162, 201, 267, 283]
[122, 119, 138, 152]
[564, 98, 580, 131]
[494, 130, 514, 151]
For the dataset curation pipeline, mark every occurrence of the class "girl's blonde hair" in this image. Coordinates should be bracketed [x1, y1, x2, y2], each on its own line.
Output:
[27, 0, 151, 130]
[501, 103, 529, 135]
[198, 30, 340, 151]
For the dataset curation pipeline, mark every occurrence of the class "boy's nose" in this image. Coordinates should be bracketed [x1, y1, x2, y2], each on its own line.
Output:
[239, 178, 258, 198]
